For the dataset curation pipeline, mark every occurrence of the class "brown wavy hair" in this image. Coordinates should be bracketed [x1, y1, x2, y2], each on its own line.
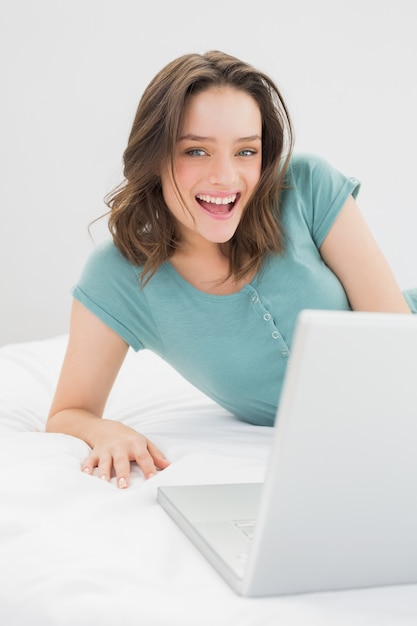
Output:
[106, 50, 294, 285]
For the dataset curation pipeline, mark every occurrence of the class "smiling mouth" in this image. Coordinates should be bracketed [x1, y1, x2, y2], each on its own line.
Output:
[196, 193, 239, 215]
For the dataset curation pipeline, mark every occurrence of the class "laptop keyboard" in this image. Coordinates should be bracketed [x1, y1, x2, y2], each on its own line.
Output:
[232, 519, 256, 540]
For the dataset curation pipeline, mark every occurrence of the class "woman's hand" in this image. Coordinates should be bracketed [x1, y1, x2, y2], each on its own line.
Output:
[81, 419, 170, 488]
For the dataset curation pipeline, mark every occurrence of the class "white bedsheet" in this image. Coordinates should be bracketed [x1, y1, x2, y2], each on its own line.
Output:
[1, 336, 417, 625]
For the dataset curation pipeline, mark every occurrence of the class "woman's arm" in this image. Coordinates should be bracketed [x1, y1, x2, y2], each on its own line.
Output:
[46, 299, 170, 487]
[319, 195, 411, 313]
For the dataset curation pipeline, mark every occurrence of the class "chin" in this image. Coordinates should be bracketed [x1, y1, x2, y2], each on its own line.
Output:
[207, 233, 237, 245]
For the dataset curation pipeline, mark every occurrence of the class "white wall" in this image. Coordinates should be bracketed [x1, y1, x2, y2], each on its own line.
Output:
[1, 0, 416, 345]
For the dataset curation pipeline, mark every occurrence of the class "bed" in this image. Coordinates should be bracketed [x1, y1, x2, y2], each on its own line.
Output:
[1, 334, 417, 626]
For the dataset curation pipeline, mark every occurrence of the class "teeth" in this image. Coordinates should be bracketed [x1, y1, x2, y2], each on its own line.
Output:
[196, 193, 237, 205]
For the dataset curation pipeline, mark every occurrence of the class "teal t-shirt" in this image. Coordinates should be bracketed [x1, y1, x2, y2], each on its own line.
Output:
[73, 153, 415, 426]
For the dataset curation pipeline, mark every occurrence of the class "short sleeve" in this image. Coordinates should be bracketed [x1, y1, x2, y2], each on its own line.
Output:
[72, 241, 153, 351]
[403, 288, 417, 313]
[285, 153, 361, 248]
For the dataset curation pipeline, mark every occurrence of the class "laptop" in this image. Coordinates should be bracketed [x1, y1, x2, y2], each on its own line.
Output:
[157, 309, 417, 597]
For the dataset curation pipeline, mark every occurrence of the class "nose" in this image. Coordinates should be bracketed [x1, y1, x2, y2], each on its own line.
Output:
[207, 155, 237, 186]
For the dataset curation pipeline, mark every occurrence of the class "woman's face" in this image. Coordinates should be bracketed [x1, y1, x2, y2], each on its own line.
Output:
[160, 86, 262, 251]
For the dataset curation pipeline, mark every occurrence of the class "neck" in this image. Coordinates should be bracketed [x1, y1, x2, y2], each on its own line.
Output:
[170, 245, 250, 295]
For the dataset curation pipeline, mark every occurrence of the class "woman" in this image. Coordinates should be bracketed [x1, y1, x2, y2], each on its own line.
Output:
[46, 50, 415, 488]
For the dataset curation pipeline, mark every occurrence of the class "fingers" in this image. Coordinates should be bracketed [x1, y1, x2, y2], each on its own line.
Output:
[112, 455, 131, 489]
[146, 439, 171, 471]
[133, 438, 170, 479]
[81, 453, 112, 482]
[81, 453, 99, 477]
[82, 452, 132, 487]
[98, 455, 113, 482]
[81, 436, 170, 487]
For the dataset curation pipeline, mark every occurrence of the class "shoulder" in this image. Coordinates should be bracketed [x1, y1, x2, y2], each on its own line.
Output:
[75, 239, 145, 300]
[280, 152, 361, 247]
[282, 151, 360, 203]
[84, 238, 136, 266]
[80, 239, 142, 279]
[285, 152, 341, 183]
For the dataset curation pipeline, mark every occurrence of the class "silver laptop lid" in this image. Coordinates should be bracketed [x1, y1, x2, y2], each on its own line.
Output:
[244, 309, 417, 596]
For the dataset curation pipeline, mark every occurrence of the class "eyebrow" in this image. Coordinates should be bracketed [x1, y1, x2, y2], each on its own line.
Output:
[178, 133, 262, 143]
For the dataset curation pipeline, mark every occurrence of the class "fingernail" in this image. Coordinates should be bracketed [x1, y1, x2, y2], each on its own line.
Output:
[147, 472, 157, 479]
[82, 467, 90, 474]
[99, 474, 108, 481]
[118, 477, 127, 489]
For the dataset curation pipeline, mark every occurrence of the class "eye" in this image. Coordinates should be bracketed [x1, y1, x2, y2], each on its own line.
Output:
[185, 148, 207, 157]
[237, 148, 258, 157]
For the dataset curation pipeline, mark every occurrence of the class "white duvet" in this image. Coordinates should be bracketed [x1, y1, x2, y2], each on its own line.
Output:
[1, 335, 417, 625]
